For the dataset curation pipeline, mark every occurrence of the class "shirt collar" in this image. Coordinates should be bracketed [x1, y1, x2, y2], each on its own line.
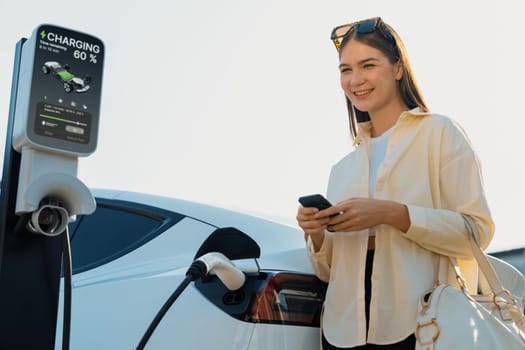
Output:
[353, 107, 431, 146]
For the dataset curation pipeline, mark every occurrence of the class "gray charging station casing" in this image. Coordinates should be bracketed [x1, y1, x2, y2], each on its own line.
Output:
[11, 24, 104, 217]
[13, 24, 104, 156]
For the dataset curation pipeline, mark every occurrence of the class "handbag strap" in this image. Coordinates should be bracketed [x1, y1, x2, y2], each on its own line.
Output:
[460, 215, 507, 296]
[443, 216, 497, 294]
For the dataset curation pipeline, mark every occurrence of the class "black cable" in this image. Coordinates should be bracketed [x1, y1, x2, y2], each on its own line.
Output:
[136, 260, 207, 350]
[61, 226, 72, 350]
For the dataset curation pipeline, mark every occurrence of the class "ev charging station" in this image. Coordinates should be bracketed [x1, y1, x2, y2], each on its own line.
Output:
[0, 24, 104, 348]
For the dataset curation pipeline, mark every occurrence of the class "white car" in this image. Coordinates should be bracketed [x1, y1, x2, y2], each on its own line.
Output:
[54, 189, 326, 350]
[54, 189, 524, 350]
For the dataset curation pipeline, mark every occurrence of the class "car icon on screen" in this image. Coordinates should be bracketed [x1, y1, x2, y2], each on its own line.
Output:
[42, 61, 91, 93]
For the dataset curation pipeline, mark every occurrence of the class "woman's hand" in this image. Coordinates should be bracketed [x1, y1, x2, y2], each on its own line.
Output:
[296, 206, 331, 251]
[316, 198, 411, 233]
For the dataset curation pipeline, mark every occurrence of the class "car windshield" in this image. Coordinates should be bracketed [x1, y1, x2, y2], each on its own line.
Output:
[57, 69, 74, 81]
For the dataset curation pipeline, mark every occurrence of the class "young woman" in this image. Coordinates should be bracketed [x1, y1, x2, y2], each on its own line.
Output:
[296, 17, 494, 349]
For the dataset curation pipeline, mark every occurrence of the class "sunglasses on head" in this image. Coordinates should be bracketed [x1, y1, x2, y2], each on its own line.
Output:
[330, 17, 395, 51]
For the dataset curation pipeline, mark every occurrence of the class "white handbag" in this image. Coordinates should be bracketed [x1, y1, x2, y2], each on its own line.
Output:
[415, 216, 525, 350]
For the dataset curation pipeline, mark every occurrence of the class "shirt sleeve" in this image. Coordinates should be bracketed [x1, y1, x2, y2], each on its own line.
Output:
[403, 120, 495, 259]
[305, 231, 333, 282]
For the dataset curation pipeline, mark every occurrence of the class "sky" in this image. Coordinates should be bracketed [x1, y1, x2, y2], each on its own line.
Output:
[0, 0, 523, 252]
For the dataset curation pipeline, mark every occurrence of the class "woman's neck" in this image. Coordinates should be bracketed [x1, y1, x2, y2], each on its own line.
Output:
[369, 101, 409, 137]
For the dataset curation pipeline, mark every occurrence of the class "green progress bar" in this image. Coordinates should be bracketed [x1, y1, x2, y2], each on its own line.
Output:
[40, 113, 87, 127]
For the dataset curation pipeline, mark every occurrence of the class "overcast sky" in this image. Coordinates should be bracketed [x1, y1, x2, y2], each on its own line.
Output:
[0, 0, 523, 251]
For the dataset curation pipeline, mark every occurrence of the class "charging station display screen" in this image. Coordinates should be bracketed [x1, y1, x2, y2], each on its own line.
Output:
[25, 24, 104, 154]
[35, 102, 92, 144]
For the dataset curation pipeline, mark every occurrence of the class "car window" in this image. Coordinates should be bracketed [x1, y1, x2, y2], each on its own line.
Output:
[490, 249, 525, 275]
[69, 198, 184, 274]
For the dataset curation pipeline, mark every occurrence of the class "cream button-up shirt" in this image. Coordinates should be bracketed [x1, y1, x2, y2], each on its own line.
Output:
[307, 109, 494, 347]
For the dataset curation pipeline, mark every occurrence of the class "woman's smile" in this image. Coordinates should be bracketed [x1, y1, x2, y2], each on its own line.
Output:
[353, 88, 373, 99]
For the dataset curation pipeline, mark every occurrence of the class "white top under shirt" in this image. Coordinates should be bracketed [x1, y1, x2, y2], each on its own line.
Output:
[369, 126, 394, 196]
[368, 126, 394, 236]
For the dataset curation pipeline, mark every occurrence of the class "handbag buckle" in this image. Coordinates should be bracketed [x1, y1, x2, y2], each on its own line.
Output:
[415, 318, 440, 346]
[419, 287, 437, 315]
[493, 289, 519, 321]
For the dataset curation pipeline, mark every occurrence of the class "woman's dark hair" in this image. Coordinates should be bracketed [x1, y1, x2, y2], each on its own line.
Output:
[338, 20, 429, 139]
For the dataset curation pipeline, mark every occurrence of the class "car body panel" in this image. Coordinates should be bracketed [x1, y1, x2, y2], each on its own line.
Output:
[248, 324, 319, 350]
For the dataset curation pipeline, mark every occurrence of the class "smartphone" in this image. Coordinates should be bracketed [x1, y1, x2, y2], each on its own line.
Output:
[298, 194, 333, 211]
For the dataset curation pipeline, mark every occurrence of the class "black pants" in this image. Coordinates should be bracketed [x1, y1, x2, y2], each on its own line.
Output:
[322, 334, 416, 350]
[321, 250, 416, 350]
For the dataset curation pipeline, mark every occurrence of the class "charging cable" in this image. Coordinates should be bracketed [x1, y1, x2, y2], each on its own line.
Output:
[61, 225, 72, 350]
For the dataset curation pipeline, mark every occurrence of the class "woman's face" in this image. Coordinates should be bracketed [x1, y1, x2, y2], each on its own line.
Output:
[339, 38, 403, 117]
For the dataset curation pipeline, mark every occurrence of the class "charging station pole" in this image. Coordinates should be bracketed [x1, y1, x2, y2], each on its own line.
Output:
[0, 25, 104, 349]
[0, 37, 64, 350]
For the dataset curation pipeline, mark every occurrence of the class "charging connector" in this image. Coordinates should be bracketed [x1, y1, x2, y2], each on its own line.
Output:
[136, 253, 245, 350]
[26, 198, 69, 236]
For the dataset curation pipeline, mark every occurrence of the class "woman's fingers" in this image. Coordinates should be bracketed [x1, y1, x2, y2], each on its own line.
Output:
[297, 206, 331, 234]
[325, 198, 380, 232]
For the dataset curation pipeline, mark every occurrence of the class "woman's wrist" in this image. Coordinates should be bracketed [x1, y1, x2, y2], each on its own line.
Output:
[383, 200, 411, 233]
[309, 231, 325, 253]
